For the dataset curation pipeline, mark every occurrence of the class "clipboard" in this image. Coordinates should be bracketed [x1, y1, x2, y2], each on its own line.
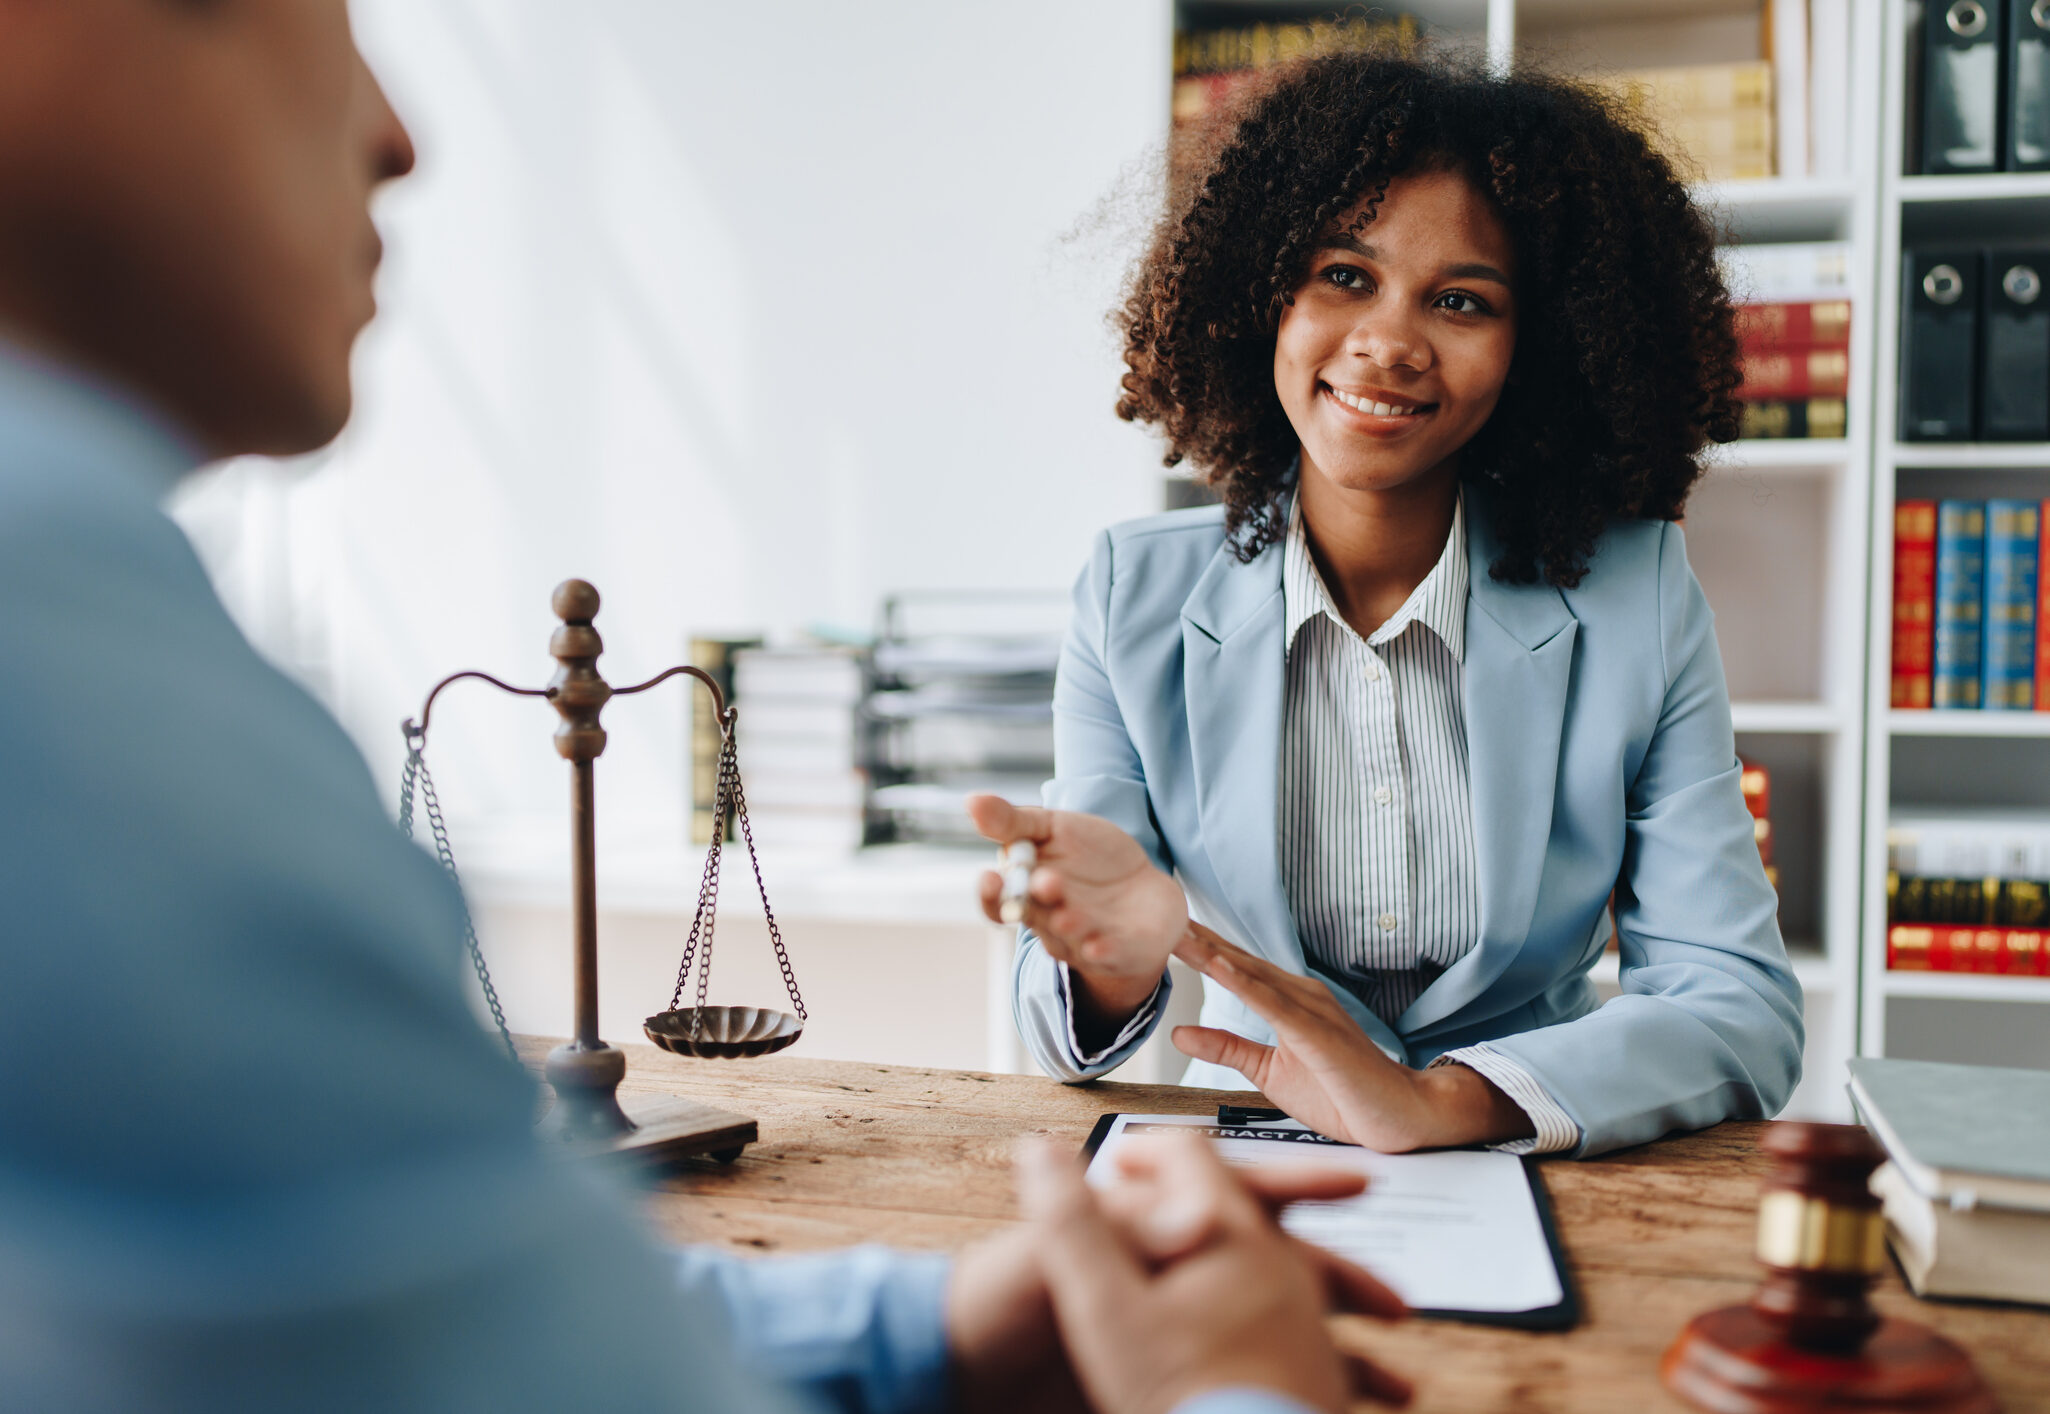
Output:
[1081, 1112, 1579, 1331]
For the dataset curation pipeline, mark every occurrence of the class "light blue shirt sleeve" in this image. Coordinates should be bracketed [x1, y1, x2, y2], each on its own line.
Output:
[1170, 1389, 1325, 1414]
[676, 1247, 953, 1414]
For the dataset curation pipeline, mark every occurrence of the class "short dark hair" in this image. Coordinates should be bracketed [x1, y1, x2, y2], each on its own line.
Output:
[1116, 52, 1742, 587]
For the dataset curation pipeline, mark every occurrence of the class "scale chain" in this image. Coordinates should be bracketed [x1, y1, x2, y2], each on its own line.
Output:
[399, 736, 520, 1065]
[665, 723, 807, 1036]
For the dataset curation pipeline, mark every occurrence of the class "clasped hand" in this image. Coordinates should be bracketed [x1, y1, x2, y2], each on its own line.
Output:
[950, 1132, 1413, 1414]
[969, 797, 1532, 1153]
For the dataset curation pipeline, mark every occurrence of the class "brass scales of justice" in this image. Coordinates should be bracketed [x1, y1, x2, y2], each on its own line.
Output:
[396, 579, 807, 1165]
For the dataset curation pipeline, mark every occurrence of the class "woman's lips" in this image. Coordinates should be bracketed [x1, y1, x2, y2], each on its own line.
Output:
[1321, 383, 1437, 436]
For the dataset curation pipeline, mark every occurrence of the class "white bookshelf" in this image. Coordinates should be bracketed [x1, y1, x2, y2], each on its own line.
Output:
[1860, 1, 2050, 1068]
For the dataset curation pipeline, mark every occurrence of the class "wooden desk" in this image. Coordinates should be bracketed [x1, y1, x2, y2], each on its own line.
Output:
[581, 1043, 2050, 1413]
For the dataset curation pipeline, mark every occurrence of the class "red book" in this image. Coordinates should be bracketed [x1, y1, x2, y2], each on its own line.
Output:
[1734, 299, 1853, 349]
[1738, 347, 1851, 400]
[2035, 497, 2050, 711]
[1892, 500, 1938, 709]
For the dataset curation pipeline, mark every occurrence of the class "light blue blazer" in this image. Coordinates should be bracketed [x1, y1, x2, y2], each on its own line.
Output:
[1012, 490, 1803, 1157]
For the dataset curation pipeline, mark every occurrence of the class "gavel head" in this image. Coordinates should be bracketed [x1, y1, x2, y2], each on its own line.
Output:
[1749, 1121, 1889, 1353]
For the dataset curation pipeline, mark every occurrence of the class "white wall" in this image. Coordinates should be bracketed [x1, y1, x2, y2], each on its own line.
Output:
[177, 0, 1173, 847]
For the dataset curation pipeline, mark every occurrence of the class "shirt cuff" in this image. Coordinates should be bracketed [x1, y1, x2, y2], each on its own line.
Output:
[1430, 1044, 1582, 1156]
[673, 1245, 953, 1414]
[1056, 959, 1165, 1067]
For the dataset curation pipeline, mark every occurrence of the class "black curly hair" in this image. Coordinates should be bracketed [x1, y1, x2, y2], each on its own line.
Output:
[1117, 50, 1743, 588]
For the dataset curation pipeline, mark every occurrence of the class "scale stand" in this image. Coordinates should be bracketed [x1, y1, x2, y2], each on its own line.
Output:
[400, 579, 808, 1167]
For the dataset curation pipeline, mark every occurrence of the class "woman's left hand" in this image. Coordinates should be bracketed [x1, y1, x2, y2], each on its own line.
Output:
[1170, 926, 1533, 1152]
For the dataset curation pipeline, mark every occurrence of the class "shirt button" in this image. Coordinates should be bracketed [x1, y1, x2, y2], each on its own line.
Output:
[1376, 912, 1398, 931]
[1365, 661, 1382, 682]
[1373, 785, 1393, 806]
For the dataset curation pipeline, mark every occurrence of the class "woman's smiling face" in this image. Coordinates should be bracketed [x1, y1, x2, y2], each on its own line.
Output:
[1273, 167, 1518, 496]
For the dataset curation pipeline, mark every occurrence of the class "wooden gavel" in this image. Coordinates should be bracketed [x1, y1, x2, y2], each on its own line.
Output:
[1662, 1121, 1996, 1413]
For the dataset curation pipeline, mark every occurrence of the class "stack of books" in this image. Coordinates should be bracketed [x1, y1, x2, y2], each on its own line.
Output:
[1741, 757, 1779, 895]
[1717, 242, 1853, 440]
[1850, 1058, 2050, 1307]
[1887, 808, 2050, 977]
[1890, 499, 2048, 711]
[1170, 12, 1421, 131]
[728, 646, 868, 854]
[1605, 61, 1776, 182]
[863, 593, 1063, 846]
[688, 635, 760, 846]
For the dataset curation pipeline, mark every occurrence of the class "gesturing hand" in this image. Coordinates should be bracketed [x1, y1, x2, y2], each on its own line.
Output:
[1171, 926, 1534, 1152]
[947, 1142, 1411, 1414]
[1011, 1133, 1413, 1414]
[967, 795, 1188, 1031]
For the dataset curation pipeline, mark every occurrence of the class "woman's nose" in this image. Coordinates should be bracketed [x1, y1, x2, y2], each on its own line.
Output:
[1344, 305, 1430, 374]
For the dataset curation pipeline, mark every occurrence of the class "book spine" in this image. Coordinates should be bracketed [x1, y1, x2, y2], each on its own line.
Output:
[1609, 61, 1773, 113]
[1734, 299, 1853, 348]
[1737, 348, 1851, 399]
[1893, 500, 1939, 709]
[1719, 242, 1852, 303]
[1738, 397, 1848, 439]
[1983, 499, 2041, 709]
[1933, 500, 1987, 708]
[2036, 497, 2050, 710]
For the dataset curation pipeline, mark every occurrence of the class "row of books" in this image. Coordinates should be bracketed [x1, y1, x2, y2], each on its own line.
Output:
[1886, 924, 2050, 976]
[1720, 241, 1853, 439]
[1170, 12, 1421, 128]
[1852, 1058, 2050, 1307]
[1603, 59, 1775, 184]
[1899, 247, 2050, 442]
[1741, 757, 1780, 895]
[1889, 499, 2050, 710]
[1887, 808, 2050, 878]
[1918, 0, 2050, 175]
[1889, 874, 2049, 927]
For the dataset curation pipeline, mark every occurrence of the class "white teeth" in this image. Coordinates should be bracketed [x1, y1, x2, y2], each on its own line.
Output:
[1330, 388, 1421, 416]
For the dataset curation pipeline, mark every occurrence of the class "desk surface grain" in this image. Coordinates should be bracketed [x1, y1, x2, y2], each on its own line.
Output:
[568, 1042, 2050, 1414]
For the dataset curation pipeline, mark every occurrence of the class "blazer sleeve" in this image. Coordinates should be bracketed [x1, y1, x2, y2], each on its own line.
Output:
[1471, 521, 1805, 1156]
[1012, 529, 1177, 1082]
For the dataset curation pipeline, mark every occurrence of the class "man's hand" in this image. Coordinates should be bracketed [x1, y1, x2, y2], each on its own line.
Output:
[967, 795, 1188, 1039]
[1171, 926, 1534, 1152]
[946, 1140, 1411, 1414]
[1011, 1134, 1413, 1414]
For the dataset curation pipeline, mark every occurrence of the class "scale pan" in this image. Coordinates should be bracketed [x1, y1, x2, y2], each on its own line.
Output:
[644, 1006, 803, 1060]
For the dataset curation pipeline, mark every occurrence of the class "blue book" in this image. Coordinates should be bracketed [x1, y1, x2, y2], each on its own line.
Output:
[1933, 500, 1986, 709]
[1982, 499, 2040, 709]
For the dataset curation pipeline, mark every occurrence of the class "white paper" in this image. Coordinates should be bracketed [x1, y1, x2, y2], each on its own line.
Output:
[1085, 1114, 1564, 1315]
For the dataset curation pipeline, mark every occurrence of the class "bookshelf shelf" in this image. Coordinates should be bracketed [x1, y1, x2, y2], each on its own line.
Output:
[1692, 176, 1858, 243]
[1887, 443, 2050, 470]
[1732, 701, 1843, 733]
[1897, 171, 2050, 205]
[1707, 438, 1852, 475]
[1878, 971, 2050, 1004]
[1886, 711, 2050, 739]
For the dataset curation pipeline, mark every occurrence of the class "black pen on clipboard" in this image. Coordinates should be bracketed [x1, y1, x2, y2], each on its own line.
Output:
[1215, 1104, 1290, 1126]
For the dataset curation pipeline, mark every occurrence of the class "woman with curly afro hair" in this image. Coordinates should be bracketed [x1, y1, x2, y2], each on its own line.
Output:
[970, 49, 1803, 1160]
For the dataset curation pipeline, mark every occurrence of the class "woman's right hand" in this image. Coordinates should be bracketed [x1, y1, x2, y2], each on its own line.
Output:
[967, 796, 1188, 1032]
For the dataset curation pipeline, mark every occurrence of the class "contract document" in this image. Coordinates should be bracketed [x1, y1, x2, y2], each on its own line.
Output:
[1083, 1113, 1575, 1329]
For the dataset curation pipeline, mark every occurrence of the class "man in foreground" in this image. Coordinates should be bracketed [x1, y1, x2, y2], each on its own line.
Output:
[0, 1, 1413, 1410]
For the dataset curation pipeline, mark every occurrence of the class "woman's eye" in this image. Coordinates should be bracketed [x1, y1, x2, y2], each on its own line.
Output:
[1321, 266, 1369, 291]
[1437, 290, 1489, 315]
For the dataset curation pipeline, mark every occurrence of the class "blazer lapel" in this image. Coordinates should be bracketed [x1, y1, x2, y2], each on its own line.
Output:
[1180, 535, 1307, 971]
[1399, 497, 1577, 1035]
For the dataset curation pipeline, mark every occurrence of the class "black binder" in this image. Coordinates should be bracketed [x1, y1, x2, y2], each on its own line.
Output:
[1901, 249, 1982, 441]
[1982, 250, 2050, 440]
[1923, 0, 2006, 173]
[2008, 0, 2050, 169]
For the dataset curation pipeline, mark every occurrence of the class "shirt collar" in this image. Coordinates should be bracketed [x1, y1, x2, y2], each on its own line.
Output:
[0, 337, 207, 500]
[1282, 487, 1468, 662]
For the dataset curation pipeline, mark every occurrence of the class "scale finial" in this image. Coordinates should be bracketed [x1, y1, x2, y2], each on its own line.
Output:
[552, 578, 600, 622]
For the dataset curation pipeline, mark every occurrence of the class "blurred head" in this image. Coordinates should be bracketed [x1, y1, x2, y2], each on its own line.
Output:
[1117, 50, 1742, 588]
[0, 0, 415, 457]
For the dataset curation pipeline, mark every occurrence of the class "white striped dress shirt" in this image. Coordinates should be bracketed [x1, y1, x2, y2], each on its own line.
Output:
[1280, 491, 1578, 1155]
